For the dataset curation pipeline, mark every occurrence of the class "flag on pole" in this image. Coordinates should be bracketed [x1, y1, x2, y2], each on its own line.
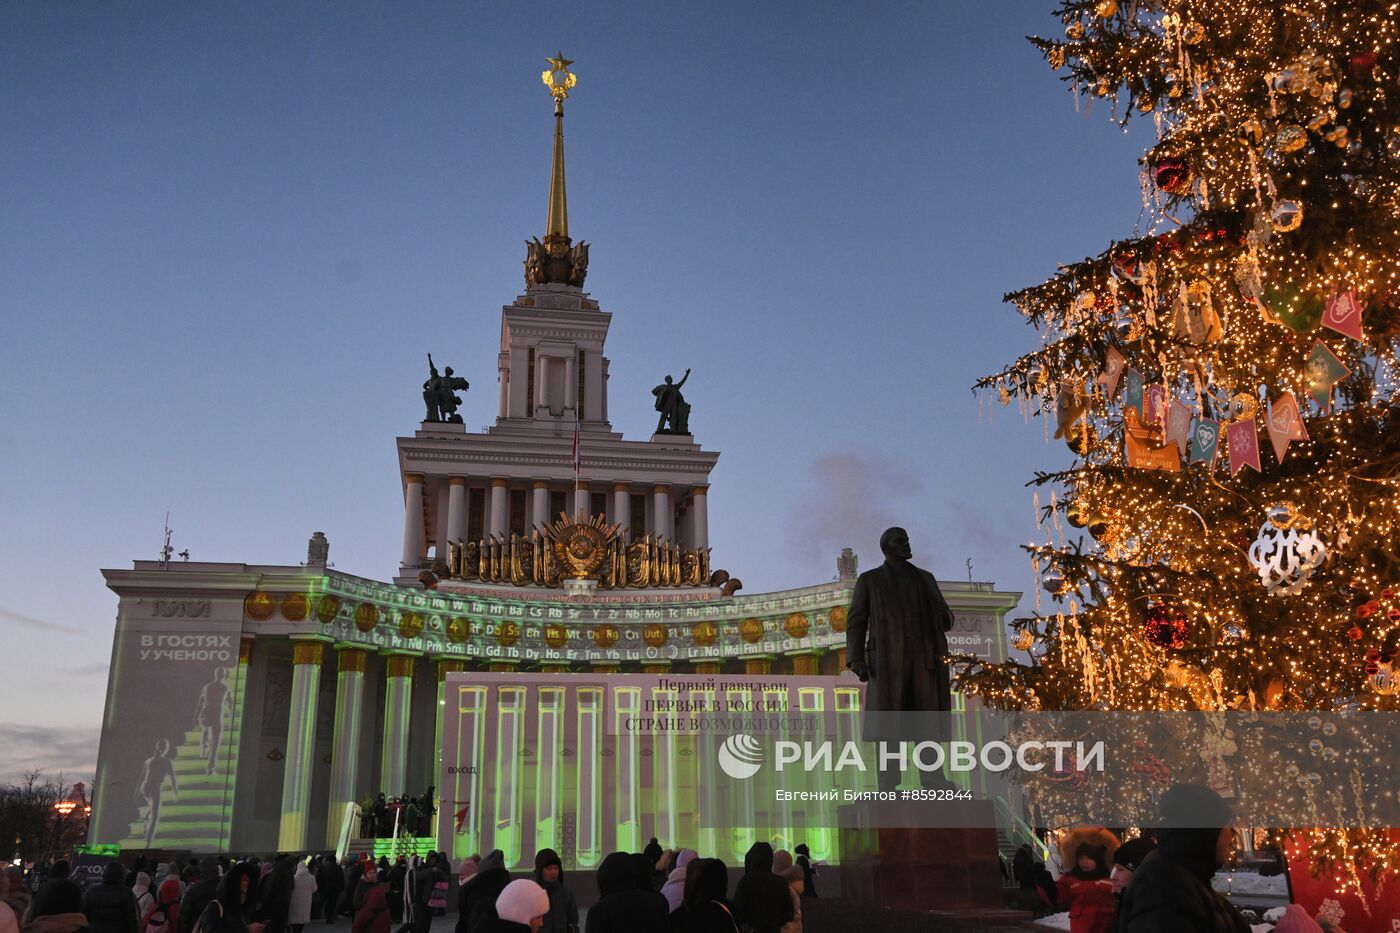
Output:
[572, 421, 580, 475]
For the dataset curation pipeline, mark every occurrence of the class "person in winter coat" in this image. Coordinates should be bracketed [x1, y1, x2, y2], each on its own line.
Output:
[1114, 783, 1250, 933]
[1039, 844, 1114, 933]
[5, 867, 33, 927]
[791, 846, 816, 900]
[482, 881, 549, 933]
[350, 872, 390, 933]
[196, 863, 263, 933]
[132, 876, 155, 924]
[581, 852, 669, 933]
[730, 844, 792, 933]
[660, 850, 697, 913]
[259, 861, 294, 933]
[410, 857, 443, 933]
[669, 859, 736, 933]
[312, 859, 341, 927]
[384, 862, 406, 928]
[774, 865, 802, 933]
[339, 862, 362, 919]
[179, 860, 221, 933]
[1110, 834, 1156, 908]
[31, 862, 83, 922]
[84, 862, 139, 933]
[530, 850, 576, 933]
[20, 874, 87, 933]
[2, 872, 22, 933]
[142, 879, 180, 933]
[287, 862, 315, 933]
[455, 852, 509, 933]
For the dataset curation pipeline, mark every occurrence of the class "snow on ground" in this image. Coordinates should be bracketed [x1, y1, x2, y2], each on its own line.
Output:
[1213, 870, 1290, 896]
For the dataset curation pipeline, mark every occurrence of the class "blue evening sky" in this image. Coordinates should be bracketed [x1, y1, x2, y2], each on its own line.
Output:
[0, 1, 1147, 780]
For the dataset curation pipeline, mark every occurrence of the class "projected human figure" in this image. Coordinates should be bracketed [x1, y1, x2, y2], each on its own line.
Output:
[137, 738, 179, 848]
[195, 666, 231, 775]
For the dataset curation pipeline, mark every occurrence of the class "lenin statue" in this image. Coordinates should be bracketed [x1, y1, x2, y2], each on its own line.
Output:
[845, 527, 955, 789]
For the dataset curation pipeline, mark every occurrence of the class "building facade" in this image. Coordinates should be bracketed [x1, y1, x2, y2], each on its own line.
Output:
[88, 63, 1021, 855]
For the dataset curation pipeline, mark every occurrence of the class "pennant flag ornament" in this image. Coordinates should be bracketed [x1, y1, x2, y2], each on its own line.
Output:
[1322, 289, 1365, 341]
[1189, 418, 1221, 467]
[1227, 417, 1262, 477]
[1097, 346, 1126, 398]
[1305, 341, 1351, 410]
[1165, 399, 1194, 457]
[1124, 368, 1145, 416]
[1144, 384, 1167, 427]
[1266, 392, 1309, 463]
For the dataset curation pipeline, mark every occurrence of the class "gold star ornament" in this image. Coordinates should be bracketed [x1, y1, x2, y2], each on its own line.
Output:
[542, 51, 578, 101]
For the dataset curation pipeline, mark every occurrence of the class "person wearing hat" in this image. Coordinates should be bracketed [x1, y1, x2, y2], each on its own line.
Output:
[1114, 783, 1250, 932]
[791, 846, 817, 900]
[455, 851, 509, 933]
[482, 880, 548, 933]
[529, 851, 576, 933]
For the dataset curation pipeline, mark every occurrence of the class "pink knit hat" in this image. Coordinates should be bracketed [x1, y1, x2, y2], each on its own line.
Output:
[495, 879, 550, 925]
[1273, 904, 1323, 933]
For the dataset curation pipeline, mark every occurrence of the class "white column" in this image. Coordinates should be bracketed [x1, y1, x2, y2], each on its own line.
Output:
[564, 353, 578, 414]
[278, 638, 327, 852]
[614, 484, 631, 538]
[678, 501, 691, 550]
[326, 646, 367, 847]
[400, 474, 426, 569]
[434, 480, 451, 565]
[585, 351, 604, 423]
[653, 485, 673, 542]
[533, 481, 550, 528]
[497, 365, 509, 419]
[601, 358, 610, 422]
[380, 654, 415, 796]
[489, 479, 508, 538]
[536, 355, 551, 415]
[692, 485, 709, 550]
[446, 477, 467, 548]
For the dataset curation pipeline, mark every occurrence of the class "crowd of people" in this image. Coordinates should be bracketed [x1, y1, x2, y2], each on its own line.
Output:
[0, 784, 1343, 933]
[358, 791, 436, 840]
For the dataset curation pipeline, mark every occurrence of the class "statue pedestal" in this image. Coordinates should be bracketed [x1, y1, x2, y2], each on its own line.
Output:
[562, 578, 598, 599]
[837, 801, 1003, 911]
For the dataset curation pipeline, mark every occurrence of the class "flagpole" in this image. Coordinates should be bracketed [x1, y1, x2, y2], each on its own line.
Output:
[572, 413, 581, 519]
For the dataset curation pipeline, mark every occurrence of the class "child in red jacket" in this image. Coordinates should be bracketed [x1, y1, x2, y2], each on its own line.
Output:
[1038, 843, 1116, 933]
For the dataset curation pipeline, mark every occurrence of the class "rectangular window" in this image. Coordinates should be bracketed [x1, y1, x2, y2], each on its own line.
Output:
[578, 350, 586, 420]
[590, 492, 607, 521]
[630, 493, 646, 541]
[509, 489, 526, 537]
[527, 347, 536, 415]
[467, 488, 485, 542]
[550, 491, 567, 524]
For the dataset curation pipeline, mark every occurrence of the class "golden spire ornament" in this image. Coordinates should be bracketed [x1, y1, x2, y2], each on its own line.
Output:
[525, 51, 589, 289]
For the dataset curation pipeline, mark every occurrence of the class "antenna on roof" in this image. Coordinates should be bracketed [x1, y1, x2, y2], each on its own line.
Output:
[159, 512, 174, 569]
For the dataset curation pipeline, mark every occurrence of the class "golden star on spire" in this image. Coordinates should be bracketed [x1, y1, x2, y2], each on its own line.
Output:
[542, 51, 578, 102]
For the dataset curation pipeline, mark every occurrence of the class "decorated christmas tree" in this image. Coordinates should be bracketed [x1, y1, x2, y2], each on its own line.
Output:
[955, 0, 1400, 888]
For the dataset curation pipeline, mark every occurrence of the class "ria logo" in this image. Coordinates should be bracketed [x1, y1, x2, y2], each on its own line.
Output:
[717, 734, 764, 780]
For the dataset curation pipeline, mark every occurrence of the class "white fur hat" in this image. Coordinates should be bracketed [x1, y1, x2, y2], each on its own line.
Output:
[495, 878, 550, 924]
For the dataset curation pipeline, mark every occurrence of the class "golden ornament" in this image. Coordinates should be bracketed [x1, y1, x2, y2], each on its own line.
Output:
[398, 611, 424, 639]
[244, 591, 276, 622]
[1230, 392, 1259, 421]
[1095, 0, 1116, 18]
[496, 621, 521, 647]
[1274, 125, 1307, 153]
[784, 612, 811, 639]
[1014, 629, 1035, 652]
[315, 594, 340, 624]
[446, 616, 471, 644]
[740, 617, 765, 644]
[544, 623, 569, 649]
[281, 592, 310, 622]
[643, 623, 668, 648]
[353, 603, 380, 633]
[828, 606, 848, 633]
[1182, 22, 1205, 44]
[1065, 22, 1084, 39]
[1065, 498, 1089, 528]
[691, 621, 718, 646]
[592, 624, 619, 648]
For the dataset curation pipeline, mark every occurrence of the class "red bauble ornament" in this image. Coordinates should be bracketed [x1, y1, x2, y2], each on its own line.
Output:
[1153, 156, 1192, 194]
[1348, 626, 1365, 641]
[1143, 602, 1188, 649]
[1350, 51, 1377, 77]
[1357, 600, 1379, 618]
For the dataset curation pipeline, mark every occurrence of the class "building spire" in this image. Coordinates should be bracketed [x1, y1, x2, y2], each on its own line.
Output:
[527, 53, 589, 290]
